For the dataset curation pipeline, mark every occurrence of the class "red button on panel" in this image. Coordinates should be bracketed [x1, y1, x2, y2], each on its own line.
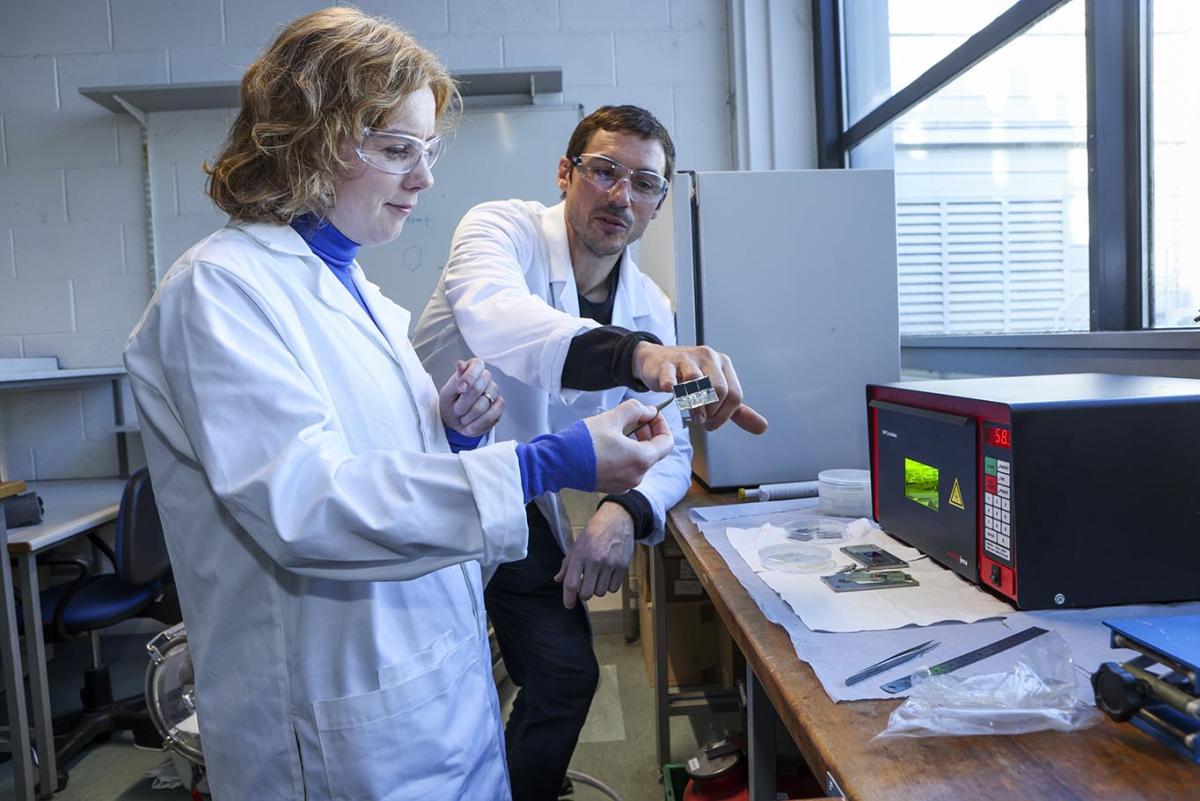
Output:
[985, 475, 998, 494]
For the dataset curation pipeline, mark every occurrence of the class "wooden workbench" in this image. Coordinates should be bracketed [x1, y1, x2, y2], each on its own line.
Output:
[667, 483, 1199, 800]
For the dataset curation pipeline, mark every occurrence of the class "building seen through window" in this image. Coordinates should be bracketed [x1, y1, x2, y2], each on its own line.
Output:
[846, 1, 1091, 335]
[1150, 0, 1200, 328]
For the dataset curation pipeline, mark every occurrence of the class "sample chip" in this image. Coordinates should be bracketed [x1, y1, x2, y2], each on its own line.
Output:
[672, 376, 719, 410]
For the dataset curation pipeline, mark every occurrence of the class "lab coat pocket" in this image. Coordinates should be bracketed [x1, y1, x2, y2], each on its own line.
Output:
[377, 631, 455, 690]
[312, 634, 489, 801]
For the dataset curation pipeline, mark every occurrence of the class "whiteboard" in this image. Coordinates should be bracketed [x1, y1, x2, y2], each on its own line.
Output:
[147, 104, 583, 325]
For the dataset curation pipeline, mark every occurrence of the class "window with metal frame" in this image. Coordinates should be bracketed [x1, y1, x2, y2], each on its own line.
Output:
[1149, 1, 1200, 328]
[815, 0, 1172, 336]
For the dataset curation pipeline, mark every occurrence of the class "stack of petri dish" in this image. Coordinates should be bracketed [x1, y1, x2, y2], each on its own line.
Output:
[817, 469, 872, 518]
[780, 516, 851, 544]
[758, 543, 835, 574]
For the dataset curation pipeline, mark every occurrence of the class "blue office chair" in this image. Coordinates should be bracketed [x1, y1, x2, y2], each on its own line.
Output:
[36, 468, 179, 778]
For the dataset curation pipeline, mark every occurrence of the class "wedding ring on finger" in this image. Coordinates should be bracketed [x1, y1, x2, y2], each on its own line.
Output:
[483, 390, 497, 404]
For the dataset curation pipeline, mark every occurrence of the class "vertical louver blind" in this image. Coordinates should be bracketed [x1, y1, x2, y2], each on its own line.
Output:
[897, 198, 1071, 334]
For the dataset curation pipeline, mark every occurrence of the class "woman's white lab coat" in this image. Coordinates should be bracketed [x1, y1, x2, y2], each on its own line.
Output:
[413, 200, 692, 556]
[123, 222, 528, 801]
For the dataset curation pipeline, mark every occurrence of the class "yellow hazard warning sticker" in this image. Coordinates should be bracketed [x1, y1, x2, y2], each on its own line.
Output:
[949, 478, 965, 510]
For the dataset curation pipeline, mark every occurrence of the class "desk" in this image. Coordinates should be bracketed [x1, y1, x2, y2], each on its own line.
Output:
[6, 479, 124, 797]
[661, 484, 1199, 800]
[2, 480, 35, 800]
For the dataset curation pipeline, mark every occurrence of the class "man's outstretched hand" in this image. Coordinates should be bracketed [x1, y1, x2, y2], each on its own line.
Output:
[632, 342, 768, 434]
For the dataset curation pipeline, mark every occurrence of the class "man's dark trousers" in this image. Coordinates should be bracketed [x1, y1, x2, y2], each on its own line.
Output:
[485, 503, 600, 801]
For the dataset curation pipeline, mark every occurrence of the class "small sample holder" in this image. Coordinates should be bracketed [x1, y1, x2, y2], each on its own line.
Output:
[673, 376, 719, 411]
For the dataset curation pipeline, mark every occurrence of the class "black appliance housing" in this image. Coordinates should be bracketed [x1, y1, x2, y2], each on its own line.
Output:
[867, 374, 1200, 610]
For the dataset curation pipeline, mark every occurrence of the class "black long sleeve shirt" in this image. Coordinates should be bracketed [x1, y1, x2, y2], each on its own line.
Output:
[559, 264, 663, 540]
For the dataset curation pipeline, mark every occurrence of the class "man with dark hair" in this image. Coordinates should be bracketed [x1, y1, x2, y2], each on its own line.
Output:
[412, 105, 766, 800]
[563, 104, 678, 192]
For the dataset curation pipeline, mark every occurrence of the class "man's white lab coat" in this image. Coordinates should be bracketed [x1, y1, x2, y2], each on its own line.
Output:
[412, 200, 692, 554]
[124, 222, 528, 801]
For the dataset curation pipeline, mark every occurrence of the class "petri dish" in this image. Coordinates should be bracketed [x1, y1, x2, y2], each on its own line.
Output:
[781, 516, 851, 544]
[758, 543, 835, 574]
[818, 468, 872, 518]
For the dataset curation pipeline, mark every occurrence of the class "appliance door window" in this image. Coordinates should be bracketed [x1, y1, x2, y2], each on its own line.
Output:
[873, 401, 978, 580]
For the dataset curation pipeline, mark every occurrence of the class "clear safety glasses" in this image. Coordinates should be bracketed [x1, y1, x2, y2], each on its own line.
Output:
[570, 154, 669, 205]
[355, 128, 445, 175]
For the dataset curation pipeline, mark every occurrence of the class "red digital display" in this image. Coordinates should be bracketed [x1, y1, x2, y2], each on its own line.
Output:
[987, 426, 1011, 449]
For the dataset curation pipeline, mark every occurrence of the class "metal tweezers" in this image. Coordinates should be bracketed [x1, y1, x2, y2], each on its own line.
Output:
[844, 639, 940, 687]
[623, 396, 677, 437]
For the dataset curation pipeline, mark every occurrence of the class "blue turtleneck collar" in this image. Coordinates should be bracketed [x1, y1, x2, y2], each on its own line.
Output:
[290, 214, 379, 328]
[291, 214, 360, 271]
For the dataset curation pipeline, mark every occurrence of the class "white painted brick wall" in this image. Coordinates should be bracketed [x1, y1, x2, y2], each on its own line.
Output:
[450, 0, 559, 33]
[13, 221, 126, 278]
[110, 0, 225, 51]
[615, 29, 728, 86]
[65, 166, 145, 222]
[351, 0, 448, 34]
[423, 35, 504, 70]
[0, 170, 66, 225]
[122, 222, 151, 274]
[0, 1, 111, 56]
[73, 274, 155, 332]
[224, 0, 330, 46]
[1, 389, 117, 478]
[0, 228, 14, 278]
[0, 57, 59, 111]
[0, 278, 73, 336]
[1, 445, 36, 480]
[504, 32, 615, 87]
[168, 43, 263, 83]
[568, 81, 677, 146]
[560, 0, 670, 31]
[0, 0, 733, 480]
[5, 110, 119, 169]
[669, 0, 726, 30]
[674, 82, 740, 170]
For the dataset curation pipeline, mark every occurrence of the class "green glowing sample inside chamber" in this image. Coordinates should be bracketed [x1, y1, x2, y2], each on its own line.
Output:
[905, 457, 939, 511]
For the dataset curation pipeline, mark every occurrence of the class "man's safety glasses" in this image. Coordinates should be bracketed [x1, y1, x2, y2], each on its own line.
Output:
[355, 128, 444, 175]
[569, 154, 669, 205]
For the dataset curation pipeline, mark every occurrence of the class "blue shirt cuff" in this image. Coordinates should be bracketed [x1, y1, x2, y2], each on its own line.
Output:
[515, 419, 596, 503]
[445, 427, 485, 453]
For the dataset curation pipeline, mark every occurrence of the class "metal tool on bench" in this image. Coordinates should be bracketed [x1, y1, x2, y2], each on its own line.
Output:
[821, 545, 919, 593]
[821, 565, 919, 593]
[1092, 615, 1199, 764]
[880, 626, 1049, 694]
[845, 639, 940, 687]
[841, 544, 908, 570]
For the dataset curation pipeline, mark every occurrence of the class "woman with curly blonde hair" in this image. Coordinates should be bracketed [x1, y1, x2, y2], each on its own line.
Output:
[123, 8, 673, 800]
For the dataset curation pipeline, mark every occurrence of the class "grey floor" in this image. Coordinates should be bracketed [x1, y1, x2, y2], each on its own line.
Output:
[1, 633, 183, 801]
[2, 631, 738, 801]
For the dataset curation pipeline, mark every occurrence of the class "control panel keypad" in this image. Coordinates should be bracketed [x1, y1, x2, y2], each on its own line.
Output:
[982, 442, 1013, 563]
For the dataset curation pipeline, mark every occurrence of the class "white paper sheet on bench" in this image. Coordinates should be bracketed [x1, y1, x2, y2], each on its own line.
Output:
[691, 500, 1200, 703]
[726, 520, 1012, 633]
